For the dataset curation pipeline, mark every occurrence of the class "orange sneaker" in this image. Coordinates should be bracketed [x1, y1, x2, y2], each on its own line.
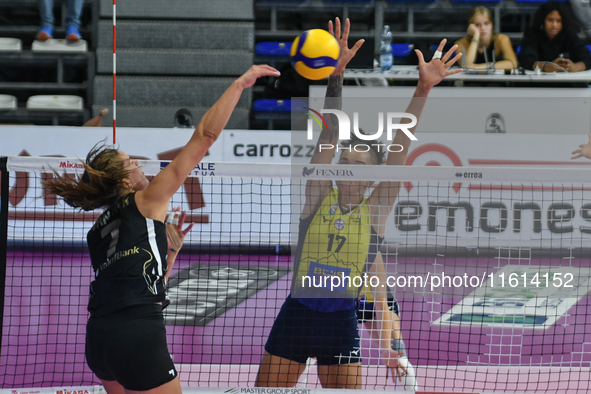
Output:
[66, 25, 81, 42]
[36, 26, 53, 41]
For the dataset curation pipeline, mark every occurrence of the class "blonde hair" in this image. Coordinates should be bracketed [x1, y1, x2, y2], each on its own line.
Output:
[468, 6, 497, 39]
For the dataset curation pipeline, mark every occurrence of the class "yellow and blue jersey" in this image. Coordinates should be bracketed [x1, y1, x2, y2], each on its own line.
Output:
[292, 188, 381, 312]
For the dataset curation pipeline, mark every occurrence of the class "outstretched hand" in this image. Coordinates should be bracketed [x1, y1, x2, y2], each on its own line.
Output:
[416, 39, 463, 90]
[328, 17, 364, 76]
[236, 64, 281, 90]
[381, 349, 407, 383]
[166, 207, 194, 253]
[572, 134, 591, 160]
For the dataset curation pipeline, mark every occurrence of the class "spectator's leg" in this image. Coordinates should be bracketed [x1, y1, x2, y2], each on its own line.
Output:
[570, 0, 591, 38]
[66, 0, 83, 28]
[65, 0, 84, 41]
[36, 0, 54, 40]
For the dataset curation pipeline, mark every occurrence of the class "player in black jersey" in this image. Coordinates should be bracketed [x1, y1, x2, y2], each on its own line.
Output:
[45, 64, 280, 394]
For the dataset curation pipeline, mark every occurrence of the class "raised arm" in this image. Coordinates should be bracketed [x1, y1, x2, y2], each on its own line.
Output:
[462, 24, 480, 68]
[137, 65, 280, 221]
[369, 40, 462, 233]
[572, 134, 591, 160]
[366, 252, 404, 382]
[302, 17, 364, 218]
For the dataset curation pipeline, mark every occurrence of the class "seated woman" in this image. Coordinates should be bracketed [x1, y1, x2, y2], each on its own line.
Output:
[518, 1, 591, 72]
[455, 6, 518, 70]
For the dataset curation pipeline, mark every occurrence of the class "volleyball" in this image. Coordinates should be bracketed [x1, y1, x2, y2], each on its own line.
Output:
[290, 29, 341, 80]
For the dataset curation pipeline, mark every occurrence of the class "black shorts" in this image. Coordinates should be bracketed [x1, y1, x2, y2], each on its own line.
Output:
[85, 303, 177, 391]
[265, 295, 361, 365]
[357, 296, 400, 323]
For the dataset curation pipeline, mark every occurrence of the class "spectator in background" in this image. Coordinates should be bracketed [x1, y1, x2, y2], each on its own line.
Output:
[36, 0, 83, 42]
[519, 1, 591, 72]
[455, 6, 518, 70]
[569, 0, 591, 41]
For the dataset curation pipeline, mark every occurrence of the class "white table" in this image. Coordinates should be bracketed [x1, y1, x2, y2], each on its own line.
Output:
[344, 66, 591, 85]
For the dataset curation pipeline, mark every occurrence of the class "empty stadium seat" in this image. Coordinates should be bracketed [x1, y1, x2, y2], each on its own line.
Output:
[514, 0, 565, 2]
[0, 38, 22, 52]
[256, 98, 310, 112]
[256, 42, 292, 56]
[0, 95, 17, 110]
[26, 95, 84, 111]
[253, 99, 307, 112]
[392, 43, 414, 58]
[32, 39, 88, 53]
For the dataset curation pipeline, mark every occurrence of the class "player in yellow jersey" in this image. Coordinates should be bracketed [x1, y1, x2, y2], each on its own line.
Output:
[255, 17, 462, 389]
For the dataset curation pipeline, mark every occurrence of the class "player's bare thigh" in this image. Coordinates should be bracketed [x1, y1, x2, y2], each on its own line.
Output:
[317, 362, 362, 389]
[256, 351, 307, 387]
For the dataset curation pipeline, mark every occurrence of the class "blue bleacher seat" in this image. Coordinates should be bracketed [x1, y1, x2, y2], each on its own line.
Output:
[392, 43, 414, 58]
[516, 45, 521, 54]
[255, 42, 292, 56]
[586, 45, 591, 53]
[253, 99, 307, 113]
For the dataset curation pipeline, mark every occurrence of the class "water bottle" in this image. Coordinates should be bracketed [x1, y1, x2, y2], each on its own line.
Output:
[379, 25, 393, 72]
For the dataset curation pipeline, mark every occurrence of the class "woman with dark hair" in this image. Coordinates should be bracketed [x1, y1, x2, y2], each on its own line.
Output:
[455, 6, 518, 70]
[518, 0, 591, 72]
[45, 64, 280, 394]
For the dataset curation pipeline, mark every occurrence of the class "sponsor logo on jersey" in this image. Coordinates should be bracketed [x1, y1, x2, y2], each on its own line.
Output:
[308, 262, 351, 291]
[329, 200, 338, 215]
[322, 216, 332, 224]
[334, 218, 345, 231]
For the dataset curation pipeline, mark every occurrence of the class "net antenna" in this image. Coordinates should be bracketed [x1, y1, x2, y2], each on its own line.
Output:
[112, 0, 117, 146]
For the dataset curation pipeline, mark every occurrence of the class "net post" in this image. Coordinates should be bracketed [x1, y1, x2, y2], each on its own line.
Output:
[0, 157, 9, 352]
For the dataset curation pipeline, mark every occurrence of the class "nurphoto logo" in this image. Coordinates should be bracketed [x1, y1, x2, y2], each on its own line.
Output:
[305, 108, 417, 152]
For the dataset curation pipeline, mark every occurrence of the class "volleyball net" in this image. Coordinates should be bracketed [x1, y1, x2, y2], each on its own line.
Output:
[1, 156, 591, 393]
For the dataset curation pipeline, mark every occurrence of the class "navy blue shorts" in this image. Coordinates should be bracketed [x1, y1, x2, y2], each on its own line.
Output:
[357, 297, 400, 323]
[85, 303, 177, 391]
[265, 295, 361, 365]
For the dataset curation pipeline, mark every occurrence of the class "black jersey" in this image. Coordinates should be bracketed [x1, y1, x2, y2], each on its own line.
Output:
[87, 193, 167, 315]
